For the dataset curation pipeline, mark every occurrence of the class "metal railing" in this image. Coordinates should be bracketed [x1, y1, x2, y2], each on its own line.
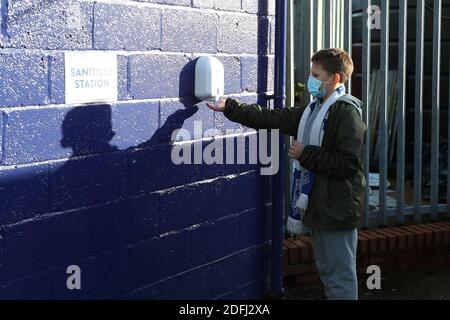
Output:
[293, 0, 450, 229]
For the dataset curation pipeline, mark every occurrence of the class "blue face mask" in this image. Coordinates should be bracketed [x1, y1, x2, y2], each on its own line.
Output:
[307, 75, 330, 99]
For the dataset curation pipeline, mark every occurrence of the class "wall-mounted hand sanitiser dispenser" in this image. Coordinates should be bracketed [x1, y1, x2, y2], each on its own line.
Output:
[195, 56, 224, 102]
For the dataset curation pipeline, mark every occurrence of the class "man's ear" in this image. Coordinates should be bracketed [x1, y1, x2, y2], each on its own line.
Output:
[331, 73, 341, 85]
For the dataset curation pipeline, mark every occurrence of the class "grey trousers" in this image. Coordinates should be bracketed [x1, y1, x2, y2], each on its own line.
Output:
[311, 227, 358, 300]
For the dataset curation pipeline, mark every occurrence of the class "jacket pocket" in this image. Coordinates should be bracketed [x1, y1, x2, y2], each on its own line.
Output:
[327, 176, 354, 220]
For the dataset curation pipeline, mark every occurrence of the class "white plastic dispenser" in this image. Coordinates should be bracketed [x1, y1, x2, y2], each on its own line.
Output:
[194, 56, 224, 102]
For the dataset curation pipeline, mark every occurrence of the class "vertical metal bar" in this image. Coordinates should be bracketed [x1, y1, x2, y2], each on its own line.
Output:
[328, 0, 332, 48]
[334, 0, 338, 48]
[324, 0, 331, 48]
[430, 0, 441, 220]
[378, 0, 389, 227]
[448, 31, 450, 216]
[331, 0, 335, 48]
[287, 0, 294, 110]
[308, 0, 313, 57]
[305, 0, 314, 104]
[271, 0, 288, 297]
[362, 0, 371, 228]
[332, 0, 335, 47]
[396, 0, 407, 225]
[340, 0, 344, 48]
[313, 0, 319, 52]
[285, 0, 295, 232]
[414, 0, 425, 224]
[340, 0, 343, 48]
[344, 0, 352, 94]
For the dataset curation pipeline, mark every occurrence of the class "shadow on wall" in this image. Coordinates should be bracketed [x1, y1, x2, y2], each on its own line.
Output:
[179, 59, 202, 108]
[61, 56, 203, 157]
[0, 60, 224, 297]
[0, 0, 274, 296]
[59, 103, 199, 156]
[0, 57, 207, 221]
[0, 55, 262, 226]
[51, 75, 199, 210]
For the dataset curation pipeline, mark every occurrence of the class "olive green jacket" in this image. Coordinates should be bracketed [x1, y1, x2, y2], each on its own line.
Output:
[223, 97, 367, 230]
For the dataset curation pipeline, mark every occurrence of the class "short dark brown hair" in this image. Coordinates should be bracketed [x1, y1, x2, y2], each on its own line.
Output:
[311, 48, 354, 84]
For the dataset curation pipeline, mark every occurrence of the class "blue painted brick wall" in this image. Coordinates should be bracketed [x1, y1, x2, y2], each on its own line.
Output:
[0, 0, 275, 299]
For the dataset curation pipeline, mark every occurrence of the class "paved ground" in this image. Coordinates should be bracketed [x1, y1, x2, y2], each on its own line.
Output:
[285, 267, 450, 300]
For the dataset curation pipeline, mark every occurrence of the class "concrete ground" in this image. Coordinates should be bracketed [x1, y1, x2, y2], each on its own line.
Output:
[285, 267, 450, 300]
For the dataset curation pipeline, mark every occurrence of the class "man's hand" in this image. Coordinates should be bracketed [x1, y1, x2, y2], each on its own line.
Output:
[206, 98, 226, 112]
[288, 139, 306, 160]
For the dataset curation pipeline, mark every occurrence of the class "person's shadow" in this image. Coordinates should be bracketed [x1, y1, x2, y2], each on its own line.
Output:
[51, 59, 203, 212]
[60, 103, 200, 155]
[51, 103, 200, 212]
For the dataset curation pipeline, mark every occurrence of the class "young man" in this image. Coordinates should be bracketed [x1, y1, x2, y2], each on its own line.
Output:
[207, 48, 367, 300]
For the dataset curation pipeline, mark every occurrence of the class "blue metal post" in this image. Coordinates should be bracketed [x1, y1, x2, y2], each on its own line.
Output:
[271, 0, 287, 297]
